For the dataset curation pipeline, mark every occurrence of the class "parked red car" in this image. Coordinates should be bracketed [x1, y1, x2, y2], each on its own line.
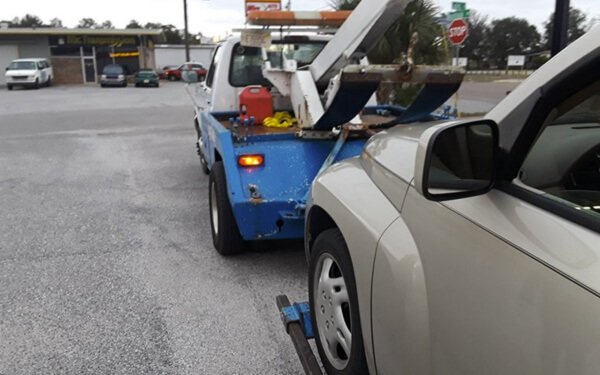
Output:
[163, 62, 207, 81]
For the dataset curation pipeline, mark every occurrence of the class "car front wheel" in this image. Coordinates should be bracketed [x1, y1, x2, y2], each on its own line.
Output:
[309, 228, 369, 375]
[209, 161, 244, 255]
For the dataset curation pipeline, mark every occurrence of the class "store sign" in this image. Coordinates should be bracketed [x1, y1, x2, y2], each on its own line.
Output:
[246, 0, 281, 14]
[65, 35, 138, 47]
[109, 51, 140, 58]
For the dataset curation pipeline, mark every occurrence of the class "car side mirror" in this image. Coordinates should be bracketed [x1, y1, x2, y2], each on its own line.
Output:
[182, 70, 199, 83]
[414, 119, 499, 201]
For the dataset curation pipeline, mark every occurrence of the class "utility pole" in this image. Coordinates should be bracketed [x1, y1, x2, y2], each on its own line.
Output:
[551, 0, 569, 56]
[183, 0, 191, 62]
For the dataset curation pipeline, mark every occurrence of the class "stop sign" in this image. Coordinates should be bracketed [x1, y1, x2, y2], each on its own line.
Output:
[447, 18, 468, 45]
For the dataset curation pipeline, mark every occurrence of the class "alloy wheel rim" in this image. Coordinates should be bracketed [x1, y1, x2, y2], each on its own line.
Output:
[313, 253, 352, 370]
[210, 181, 219, 236]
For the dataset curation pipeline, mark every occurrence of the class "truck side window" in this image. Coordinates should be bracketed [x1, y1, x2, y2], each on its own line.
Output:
[205, 45, 222, 88]
[229, 44, 270, 87]
[518, 81, 600, 220]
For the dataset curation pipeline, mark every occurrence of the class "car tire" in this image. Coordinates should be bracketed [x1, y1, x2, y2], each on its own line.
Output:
[309, 228, 369, 375]
[34, 79, 39, 89]
[209, 161, 244, 256]
[7, 85, 12, 91]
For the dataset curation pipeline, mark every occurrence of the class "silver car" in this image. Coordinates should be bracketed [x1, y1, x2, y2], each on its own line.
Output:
[305, 28, 600, 374]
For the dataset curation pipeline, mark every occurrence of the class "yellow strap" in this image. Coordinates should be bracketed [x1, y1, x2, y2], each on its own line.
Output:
[263, 112, 297, 128]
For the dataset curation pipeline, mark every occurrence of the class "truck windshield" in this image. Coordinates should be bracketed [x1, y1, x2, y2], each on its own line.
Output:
[229, 42, 325, 87]
[8, 61, 36, 70]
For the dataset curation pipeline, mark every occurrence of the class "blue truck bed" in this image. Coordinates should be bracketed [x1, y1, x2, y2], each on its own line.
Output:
[198, 106, 448, 242]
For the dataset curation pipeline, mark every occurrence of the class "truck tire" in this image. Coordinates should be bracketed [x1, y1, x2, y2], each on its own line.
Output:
[309, 228, 369, 375]
[209, 161, 244, 255]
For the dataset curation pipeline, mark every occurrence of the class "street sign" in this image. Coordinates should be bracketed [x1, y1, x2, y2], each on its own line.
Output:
[449, 2, 470, 21]
[447, 18, 469, 45]
[246, 0, 281, 15]
[507, 55, 526, 67]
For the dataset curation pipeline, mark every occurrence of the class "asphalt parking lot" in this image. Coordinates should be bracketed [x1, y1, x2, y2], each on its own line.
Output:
[0, 82, 309, 374]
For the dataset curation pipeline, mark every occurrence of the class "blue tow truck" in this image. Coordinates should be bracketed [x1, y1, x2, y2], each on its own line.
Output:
[185, 1, 463, 255]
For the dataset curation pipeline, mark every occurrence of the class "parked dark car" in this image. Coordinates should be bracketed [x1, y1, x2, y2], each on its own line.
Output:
[135, 69, 159, 88]
[100, 64, 128, 87]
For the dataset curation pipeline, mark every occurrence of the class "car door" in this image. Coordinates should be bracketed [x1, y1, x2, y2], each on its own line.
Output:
[37, 61, 46, 83]
[374, 63, 600, 375]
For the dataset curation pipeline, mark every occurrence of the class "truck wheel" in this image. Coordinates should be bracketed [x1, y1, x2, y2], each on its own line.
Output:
[309, 228, 369, 375]
[209, 161, 244, 255]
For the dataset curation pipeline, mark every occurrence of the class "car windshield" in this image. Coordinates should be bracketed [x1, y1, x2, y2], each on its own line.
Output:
[8, 61, 36, 70]
[103, 65, 123, 74]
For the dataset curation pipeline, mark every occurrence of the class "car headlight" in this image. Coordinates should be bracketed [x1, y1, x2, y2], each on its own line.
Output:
[118, 74, 125, 80]
[101, 74, 107, 80]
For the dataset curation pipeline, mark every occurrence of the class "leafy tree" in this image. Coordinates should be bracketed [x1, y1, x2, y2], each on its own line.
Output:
[78, 18, 98, 28]
[144, 22, 163, 29]
[543, 7, 587, 49]
[459, 11, 490, 69]
[18, 14, 45, 27]
[49, 18, 63, 28]
[126, 20, 143, 29]
[100, 20, 114, 29]
[487, 17, 541, 68]
[161, 24, 183, 44]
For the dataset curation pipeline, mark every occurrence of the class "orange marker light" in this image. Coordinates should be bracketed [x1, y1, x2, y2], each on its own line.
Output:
[238, 154, 264, 167]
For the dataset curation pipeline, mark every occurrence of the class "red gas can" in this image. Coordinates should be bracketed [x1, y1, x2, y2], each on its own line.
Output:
[239, 86, 273, 125]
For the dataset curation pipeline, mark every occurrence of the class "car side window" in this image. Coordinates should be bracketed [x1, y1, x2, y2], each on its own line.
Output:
[518, 81, 600, 221]
[205, 45, 222, 88]
[229, 44, 270, 87]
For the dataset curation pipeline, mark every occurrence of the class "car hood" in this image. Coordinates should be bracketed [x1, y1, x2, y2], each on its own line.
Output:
[362, 121, 447, 183]
[6, 69, 35, 76]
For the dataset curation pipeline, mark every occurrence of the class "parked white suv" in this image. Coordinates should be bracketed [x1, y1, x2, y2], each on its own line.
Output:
[5, 58, 53, 90]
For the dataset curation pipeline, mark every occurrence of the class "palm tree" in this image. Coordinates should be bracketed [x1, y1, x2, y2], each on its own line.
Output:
[330, 0, 445, 104]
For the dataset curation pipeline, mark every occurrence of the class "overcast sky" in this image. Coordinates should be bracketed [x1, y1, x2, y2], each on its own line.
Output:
[4, 0, 600, 39]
